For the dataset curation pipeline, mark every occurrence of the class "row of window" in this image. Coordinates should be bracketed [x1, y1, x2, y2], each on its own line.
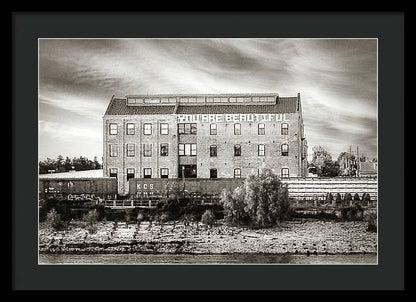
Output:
[209, 123, 288, 135]
[210, 168, 289, 178]
[110, 143, 169, 157]
[108, 167, 290, 179]
[210, 144, 289, 157]
[127, 96, 276, 104]
[109, 122, 289, 136]
[109, 123, 169, 136]
[109, 143, 290, 157]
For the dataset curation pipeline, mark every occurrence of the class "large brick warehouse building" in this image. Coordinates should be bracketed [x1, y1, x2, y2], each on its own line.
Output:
[103, 93, 308, 195]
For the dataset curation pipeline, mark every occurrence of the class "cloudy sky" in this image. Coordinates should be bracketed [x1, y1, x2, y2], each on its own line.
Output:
[39, 38, 377, 162]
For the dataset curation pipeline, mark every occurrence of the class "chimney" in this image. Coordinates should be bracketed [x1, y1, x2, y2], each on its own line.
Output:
[297, 93, 301, 111]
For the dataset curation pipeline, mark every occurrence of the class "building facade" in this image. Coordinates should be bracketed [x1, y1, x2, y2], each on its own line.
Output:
[103, 93, 308, 195]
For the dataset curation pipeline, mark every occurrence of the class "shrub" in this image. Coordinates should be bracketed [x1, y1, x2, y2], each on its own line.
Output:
[83, 209, 99, 234]
[325, 192, 333, 204]
[46, 208, 65, 231]
[335, 193, 342, 205]
[340, 203, 364, 221]
[221, 169, 290, 228]
[362, 193, 371, 202]
[201, 209, 215, 227]
[364, 211, 377, 232]
[353, 193, 361, 201]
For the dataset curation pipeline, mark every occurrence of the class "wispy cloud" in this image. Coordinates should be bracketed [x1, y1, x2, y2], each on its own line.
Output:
[39, 38, 377, 161]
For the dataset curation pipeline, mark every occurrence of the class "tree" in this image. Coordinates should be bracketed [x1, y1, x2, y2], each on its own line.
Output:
[338, 152, 357, 176]
[46, 208, 65, 231]
[311, 146, 332, 176]
[201, 209, 215, 227]
[321, 159, 340, 177]
[221, 169, 290, 228]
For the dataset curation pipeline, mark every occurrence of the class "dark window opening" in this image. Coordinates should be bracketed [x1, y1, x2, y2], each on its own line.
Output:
[210, 168, 217, 178]
[109, 168, 118, 178]
[234, 145, 241, 156]
[127, 168, 135, 181]
[210, 145, 217, 157]
[160, 144, 169, 156]
[178, 165, 197, 178]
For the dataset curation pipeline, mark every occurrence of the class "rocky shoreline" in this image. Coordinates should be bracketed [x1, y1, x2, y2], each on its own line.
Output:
[39, 219, 377, 255]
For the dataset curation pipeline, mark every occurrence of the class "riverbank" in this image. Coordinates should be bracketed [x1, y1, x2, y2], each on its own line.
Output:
[39, 219, 377, 256]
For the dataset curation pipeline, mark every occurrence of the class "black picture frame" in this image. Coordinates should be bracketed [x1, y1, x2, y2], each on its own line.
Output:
[12, 12, 404, 290]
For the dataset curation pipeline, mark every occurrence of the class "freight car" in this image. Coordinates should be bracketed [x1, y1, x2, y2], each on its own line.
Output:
[39, 178, 118, 201]
[39, 176, 377, 205]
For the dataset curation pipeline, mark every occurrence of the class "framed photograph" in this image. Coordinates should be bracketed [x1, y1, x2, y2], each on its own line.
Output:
[12, 12, 404, 290]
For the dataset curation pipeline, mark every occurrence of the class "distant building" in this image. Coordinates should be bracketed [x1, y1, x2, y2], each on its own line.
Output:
[103, 93, 308, 195]
[359, 161, 378, 178]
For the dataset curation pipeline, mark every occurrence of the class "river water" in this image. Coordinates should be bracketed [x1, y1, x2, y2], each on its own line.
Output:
[39, 253, 377, 265]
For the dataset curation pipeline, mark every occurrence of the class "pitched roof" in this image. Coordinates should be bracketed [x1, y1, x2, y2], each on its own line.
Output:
[104, 96, 298, 116]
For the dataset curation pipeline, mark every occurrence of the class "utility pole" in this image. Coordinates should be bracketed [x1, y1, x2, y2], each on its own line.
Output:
[357, 146, 360, 177]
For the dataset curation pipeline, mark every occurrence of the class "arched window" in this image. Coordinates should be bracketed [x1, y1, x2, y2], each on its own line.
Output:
[281, 123, 288, 135]
[281, 144, 289, 156]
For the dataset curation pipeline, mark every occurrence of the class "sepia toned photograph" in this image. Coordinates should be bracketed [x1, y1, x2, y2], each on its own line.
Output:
[38, 38, 378, 265]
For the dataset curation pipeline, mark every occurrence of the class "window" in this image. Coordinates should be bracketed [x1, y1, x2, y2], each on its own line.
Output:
[234, 145, 241, 156]
[109, 168, 118, 178]
[281, 123, 288, 135]
[178, 123, 185, 134]
[258, 123, 265, 135]
[126, 123, 135, 135]
[234, 123, 241, 135]
[258, 144, 265, 156]
[210, 168, 217, 178]
[281, 168, 289, 178]
[281, 144, 289, 156]
[178, 123, 197, 134]
[191, 144, 197, 156]
[109, 144, 118, 157]
[160, 168, 169, 178]
[210, 123, 217, 135]
[143, 168, 152, 178]
[109, 123, 118, 135]
[190, 123, 197, 134]
[143, 123, 152, 135]
[178, 143, 197, 156]
[160, 123, 169, 135]
[127, 168, 135, 181]
[178, 143, 185, 156]
[160, 143, 169, 156]
[234, 168, 241, 178]
[143, 144, 152, 157]
[126, 144, 135, 157]
[210, 145, 217, 157]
